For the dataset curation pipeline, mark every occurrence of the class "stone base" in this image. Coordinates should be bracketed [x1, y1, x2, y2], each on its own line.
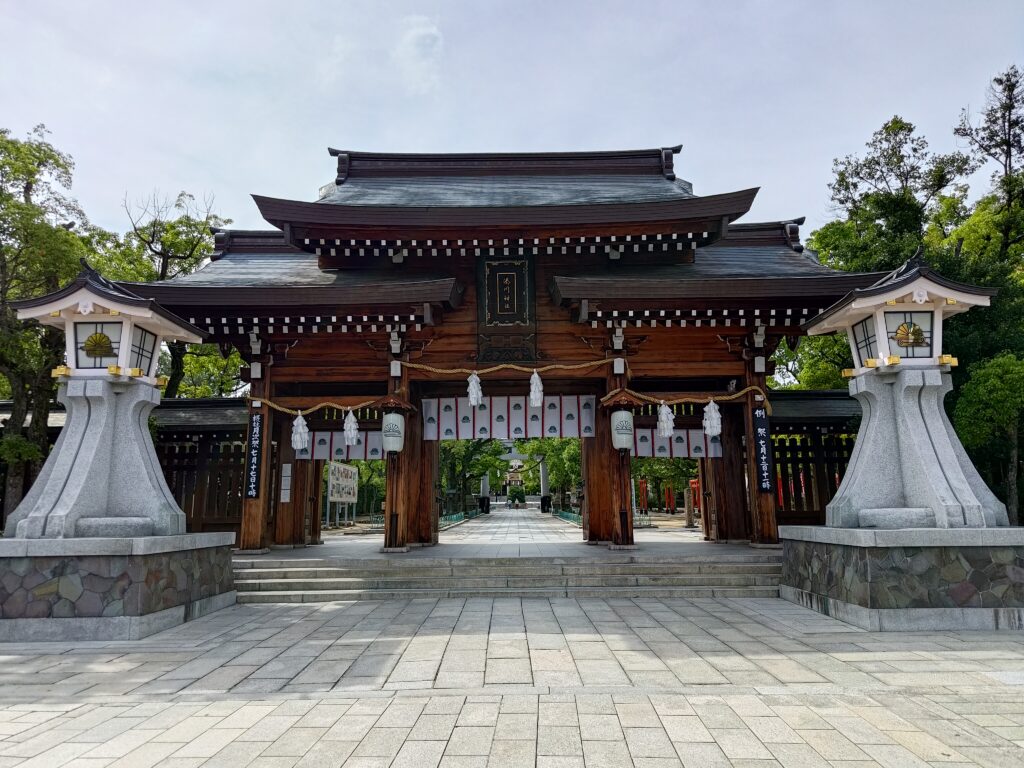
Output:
[380, 547, 410, 553]
[0, 533, 235, 640]
[779, 525, 1024, 631]
[0, 590, 237, 641]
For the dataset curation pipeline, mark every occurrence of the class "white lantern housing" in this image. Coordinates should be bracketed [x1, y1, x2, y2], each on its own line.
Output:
[610, 410, 634, 452]
[382, 412, 406, 453]
[14, 262, 204, 383]
[806, 254, 993, 376]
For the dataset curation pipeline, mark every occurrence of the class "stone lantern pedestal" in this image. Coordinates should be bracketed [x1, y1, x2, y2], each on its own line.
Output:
[778, 256, 1023, 631]
[0, 266, 236, 640]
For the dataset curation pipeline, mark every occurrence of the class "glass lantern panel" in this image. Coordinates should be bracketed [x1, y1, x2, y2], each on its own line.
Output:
[74, 321, 122, 368]
[884, 311, 933, 358]
[129, 326, 157, 374]
[851, 317, 877, 366]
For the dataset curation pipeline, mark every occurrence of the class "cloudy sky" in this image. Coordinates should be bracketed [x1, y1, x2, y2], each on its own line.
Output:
[3, 1, 1023, 236]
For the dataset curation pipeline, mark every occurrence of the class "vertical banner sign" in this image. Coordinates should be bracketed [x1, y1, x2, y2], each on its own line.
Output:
[752, 406, 773, 492]
[245, 412, 263, 499]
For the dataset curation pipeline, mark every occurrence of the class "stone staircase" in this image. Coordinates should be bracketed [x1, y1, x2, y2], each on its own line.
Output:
[232, 554, 782, 602]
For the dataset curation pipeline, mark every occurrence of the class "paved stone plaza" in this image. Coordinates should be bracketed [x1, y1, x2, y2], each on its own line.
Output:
[2, 591, 1024, 767]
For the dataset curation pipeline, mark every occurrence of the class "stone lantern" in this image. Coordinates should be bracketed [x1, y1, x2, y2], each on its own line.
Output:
[804, 253, 1008, 529]
[4, 263, 205, 539]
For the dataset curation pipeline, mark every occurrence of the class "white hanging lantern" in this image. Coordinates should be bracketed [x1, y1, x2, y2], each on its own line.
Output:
[530, 369, 544, 407]
[382, 412, 405, 453]
[343, 409, 359, 446]
[657, 400, 674, 438]
[610, 409, 634, 452]
[467, 371, 483, 406]
[703, 400, 722, 440]
[291, 410, 310, 452]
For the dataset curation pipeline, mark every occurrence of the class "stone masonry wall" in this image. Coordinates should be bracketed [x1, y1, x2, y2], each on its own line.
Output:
[783, 539, 1024, 610]
[0, 546, 233, 620]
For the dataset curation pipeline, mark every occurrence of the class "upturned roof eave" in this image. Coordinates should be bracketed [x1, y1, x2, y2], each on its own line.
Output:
[251, 187, 759, 234]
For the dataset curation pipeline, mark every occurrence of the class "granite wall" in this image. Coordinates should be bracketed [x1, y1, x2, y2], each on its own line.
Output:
[782, 538, 1024, 610]
[0, 544, 233, 620]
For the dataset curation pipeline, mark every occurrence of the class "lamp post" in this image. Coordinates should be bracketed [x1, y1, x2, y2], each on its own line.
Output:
[805, 252, 1008, 529]
[4, 263, 205, 539]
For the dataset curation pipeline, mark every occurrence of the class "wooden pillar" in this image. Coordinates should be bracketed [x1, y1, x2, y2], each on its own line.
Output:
[239, 374, 272, 551]
[274, 415, 299, 547]
[611, 441, 634, 546]
[718, 403, 751, 541]
[401, 391, 434, 546]
[415, 438, 439, 545]
[582, 406, 615, 542]
[384, 451, 404, 549]
[587, 376, 635, 547]
[745, 362, 779, 544]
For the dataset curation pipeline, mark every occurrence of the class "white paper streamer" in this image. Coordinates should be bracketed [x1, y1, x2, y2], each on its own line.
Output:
[344, 409, 359, 446]
[529, 370, 543, 408]
[657, 400, 674, 438]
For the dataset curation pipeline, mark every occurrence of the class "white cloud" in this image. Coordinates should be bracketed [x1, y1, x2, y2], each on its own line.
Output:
[391, 15, 443, 96]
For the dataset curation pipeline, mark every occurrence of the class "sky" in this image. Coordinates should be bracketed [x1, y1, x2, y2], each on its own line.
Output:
[2, 1, 1023, 238]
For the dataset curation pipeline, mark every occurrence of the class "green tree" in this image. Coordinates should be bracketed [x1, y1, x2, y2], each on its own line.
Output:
[953, 353, 1024, 524]
[954, 65, 1024, 266]
[438, 440, 508, 512]
[0, 125, 85, 514]
[90, 193, 239, 398]
[514, 438, 582, 507]
[815, 115, 973, 273]
[632, 457, 697, 511]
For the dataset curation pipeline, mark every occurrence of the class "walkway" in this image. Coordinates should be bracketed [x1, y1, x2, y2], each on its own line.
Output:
[293, 505, 745, 561]
[1, 597, 1023, 766]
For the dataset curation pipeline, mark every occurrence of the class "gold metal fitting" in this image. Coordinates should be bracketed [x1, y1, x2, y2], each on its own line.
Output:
[865, 358, 878, 368]
[109, 309, 120, 316]
[156, 375, 169, 387]
[938, 354, 958, 367]
[50, 365, 71, 378]
[885, 354, 901, 366]
[107, 365, 122, 376]
[886, 299, 897, 305]
[842, 368, 855, 378]
[129, 367, 144, 377]
[49, 310, 61, 317]
[945, 297, 957, 305]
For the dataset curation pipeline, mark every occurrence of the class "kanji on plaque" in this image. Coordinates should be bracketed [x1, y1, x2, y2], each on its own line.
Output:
[245, 412, 263, 499]
[751, 406, 774, 493]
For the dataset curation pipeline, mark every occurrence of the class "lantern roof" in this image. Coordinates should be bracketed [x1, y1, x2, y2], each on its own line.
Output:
[804, 250, 997, 335]
[13, 261, 206, 343]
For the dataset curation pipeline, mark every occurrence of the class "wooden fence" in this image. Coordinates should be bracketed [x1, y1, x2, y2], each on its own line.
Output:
[157, 433, 247, 533]
[771, 430, 856, 526]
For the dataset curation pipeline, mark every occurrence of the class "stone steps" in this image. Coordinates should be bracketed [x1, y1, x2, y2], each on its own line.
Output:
[237, 585, 781, 603]
[233, 554, 781, 603]
[235, 574, 780, 592]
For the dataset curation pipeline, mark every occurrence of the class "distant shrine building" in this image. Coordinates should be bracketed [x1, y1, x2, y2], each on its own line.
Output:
[129, 146, 885, 551]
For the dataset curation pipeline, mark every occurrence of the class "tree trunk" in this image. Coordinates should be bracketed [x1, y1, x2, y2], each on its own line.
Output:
[2, 383, 29, 519]
[1008, 422, 1020, 527]
[164, 341, 187, 398]
[26, 327, 64, 484]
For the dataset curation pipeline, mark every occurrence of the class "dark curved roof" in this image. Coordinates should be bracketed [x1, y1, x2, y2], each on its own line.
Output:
[805, 255, 998, 329]
[550, 221, 885, 304]
[14, 263, 206, 339]
[252, 146, 758, 243]
[254, 187, 758, 232]
[124, 254, 463, 310]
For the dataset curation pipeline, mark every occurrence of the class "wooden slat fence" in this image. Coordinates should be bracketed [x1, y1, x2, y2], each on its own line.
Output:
[157, 432, 246, 533]
[771, 430, 855, 526]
